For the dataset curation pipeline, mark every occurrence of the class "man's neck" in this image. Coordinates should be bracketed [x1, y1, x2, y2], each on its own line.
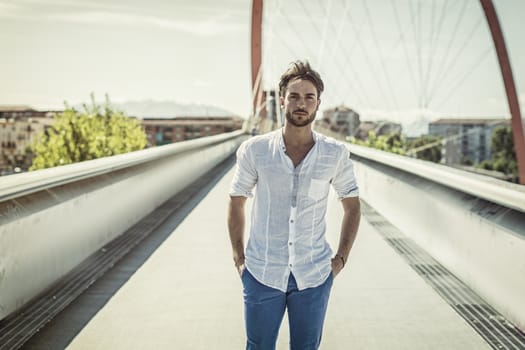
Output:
[282, 124, 314, 147]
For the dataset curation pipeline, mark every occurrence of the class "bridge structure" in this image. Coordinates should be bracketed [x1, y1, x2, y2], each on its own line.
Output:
[250, 0, 525, 185]
[1, 1, 525, 349]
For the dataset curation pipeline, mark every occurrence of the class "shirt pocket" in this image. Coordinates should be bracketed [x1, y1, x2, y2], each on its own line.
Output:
[308, 178, 329, 201]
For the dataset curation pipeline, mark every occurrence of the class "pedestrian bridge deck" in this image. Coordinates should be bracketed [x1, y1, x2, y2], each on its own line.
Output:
[24, 165, 495, 350]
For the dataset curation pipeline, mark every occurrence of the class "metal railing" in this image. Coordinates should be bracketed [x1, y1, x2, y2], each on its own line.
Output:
[347, 142, 525, 332]
[0, 130, 247, 322]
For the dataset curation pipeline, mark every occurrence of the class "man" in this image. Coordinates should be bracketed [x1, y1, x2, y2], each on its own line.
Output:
[228, 60, 361, 349]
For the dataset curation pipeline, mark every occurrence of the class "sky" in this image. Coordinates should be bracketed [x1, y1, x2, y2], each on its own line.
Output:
[0, 0, 252, 115]
[1, 0, 524, 126]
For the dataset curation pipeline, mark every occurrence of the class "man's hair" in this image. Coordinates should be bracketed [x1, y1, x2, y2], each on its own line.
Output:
[278, 60, 324, 98]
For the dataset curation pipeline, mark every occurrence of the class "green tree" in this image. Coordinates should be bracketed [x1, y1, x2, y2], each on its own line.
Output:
[350, 131, 406, 155]
[478, 159, 493, 171]
[489, 126, 517, 176]
[406, 135, 442, 163]
[474, 126, 517, 180]
[30, 95, 147, 170]
[350, 132, 445, 162]
[383, 133, 405, 155]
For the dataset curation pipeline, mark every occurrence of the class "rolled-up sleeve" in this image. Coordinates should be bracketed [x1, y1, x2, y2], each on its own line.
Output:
[229, 141, 257, 198]
[331, 147, 359, 200]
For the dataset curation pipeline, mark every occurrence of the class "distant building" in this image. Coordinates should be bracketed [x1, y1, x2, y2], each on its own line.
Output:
[0, 106, 56, 173]
[353, 120, 403, 140]
[0, 107, 245, 172]
[353, 121, 376, 140]
[320, 105, 360, 137]
[141, 116, 244, 146]
[428, 118, 510, 165]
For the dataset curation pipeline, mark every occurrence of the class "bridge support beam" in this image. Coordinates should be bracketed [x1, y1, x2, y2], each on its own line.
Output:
[480, 0, 525, 185]
[251, 0, 265, 119]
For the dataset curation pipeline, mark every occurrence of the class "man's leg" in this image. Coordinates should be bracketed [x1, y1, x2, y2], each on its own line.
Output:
[242, 269, 286, 350]
[286, 273, 334, 350]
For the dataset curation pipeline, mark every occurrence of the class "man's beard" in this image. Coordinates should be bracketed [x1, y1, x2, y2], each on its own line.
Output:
[285, 110, 316, 127]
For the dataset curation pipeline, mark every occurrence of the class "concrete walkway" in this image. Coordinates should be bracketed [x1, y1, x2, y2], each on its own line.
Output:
[65, 167, 491, 350]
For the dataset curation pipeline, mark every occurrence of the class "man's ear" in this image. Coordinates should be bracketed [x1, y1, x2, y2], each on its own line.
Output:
[316, 98, 321, 110]
[280, 96, 285, 108]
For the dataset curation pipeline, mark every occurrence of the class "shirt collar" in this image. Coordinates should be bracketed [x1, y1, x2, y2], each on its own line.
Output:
[279, 128, 318, 152]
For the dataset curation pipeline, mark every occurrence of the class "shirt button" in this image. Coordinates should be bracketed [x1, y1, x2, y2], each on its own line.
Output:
[290, 220, 294, 223]
[289, 242, 293, 246]
[289, 264, 293, 267]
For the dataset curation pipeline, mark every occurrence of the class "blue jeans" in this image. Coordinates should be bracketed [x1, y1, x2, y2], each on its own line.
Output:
[241, 269, 334, 350]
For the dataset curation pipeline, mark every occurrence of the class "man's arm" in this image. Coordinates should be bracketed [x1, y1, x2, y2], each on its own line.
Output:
[331, 196, 361, 277]
[228, 195, 247, 275]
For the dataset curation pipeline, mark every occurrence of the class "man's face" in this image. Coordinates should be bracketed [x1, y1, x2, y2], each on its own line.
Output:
[281, 78, 320, 128]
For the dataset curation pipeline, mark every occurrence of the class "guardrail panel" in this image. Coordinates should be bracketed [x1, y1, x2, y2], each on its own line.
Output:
[348, 144, 525, 332]
[0, 131, 247, 321]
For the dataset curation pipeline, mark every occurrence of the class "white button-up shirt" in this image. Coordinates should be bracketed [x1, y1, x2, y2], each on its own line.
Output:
[229, 129, 359, 292]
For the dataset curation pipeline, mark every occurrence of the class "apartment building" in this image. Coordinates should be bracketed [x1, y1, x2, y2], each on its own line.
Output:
[141, 116, 244, 147]
[428, 118, 510, 165]
[0, 106, 244, 173]
[0, 106, 56, 173]
[319, 105, 361, 137]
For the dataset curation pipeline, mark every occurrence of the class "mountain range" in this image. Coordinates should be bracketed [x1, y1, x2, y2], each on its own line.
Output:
[90, 99, 432, 136]
[110, 100, 240, 119]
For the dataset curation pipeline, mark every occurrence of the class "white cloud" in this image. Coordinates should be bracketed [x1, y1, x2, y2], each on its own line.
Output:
[0, 1, 242, 36]
[48, 11, 240, 36]
[0, 2, 24, 16]
[192, 80, 212, 88]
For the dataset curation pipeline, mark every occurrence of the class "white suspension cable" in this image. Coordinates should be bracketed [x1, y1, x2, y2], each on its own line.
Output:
[426, 0, 469, 103]
[362, 0, 401, 117]
[346, 4, 394, 111]
[278, 1, 318, 61]
[421, 0, 450, 109]
[434, 46, 493, 111]
[262, 0, 278, 88]
[390, 0, 419, 102]
[421, 0, 437, 109]
[263, 0, 494, 126]
[325, 0, 373, 108]
[315, 0, 334, 69]
[408, 0, 424, 109]
[428, 15, 485, 106]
